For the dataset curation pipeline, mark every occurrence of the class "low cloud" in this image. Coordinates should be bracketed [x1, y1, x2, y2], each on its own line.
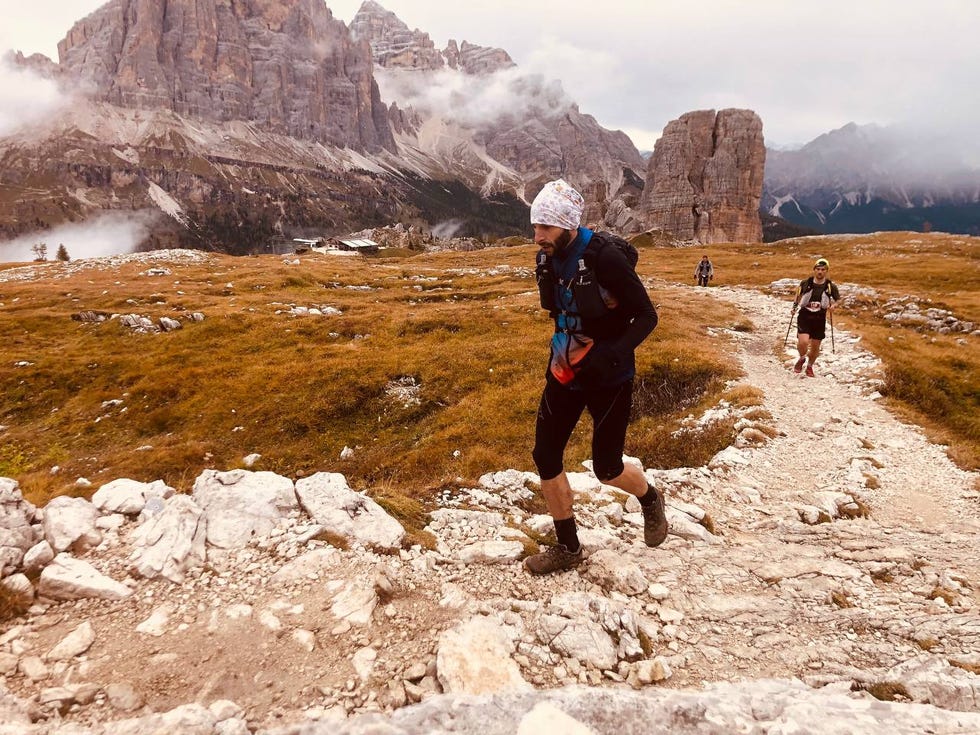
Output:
[0, 55, 70, 137]
[377, 66, 573, 129]
[430, 219, 463, 239]
[0, 210, 160, 264]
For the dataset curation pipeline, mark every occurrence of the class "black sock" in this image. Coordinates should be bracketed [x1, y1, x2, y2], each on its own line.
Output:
[554, 517, 580, 553]
[638, 484, 657, 507]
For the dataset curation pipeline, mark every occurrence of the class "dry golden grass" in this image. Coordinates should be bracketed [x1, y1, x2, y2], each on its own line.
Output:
[642, 231, 979, 468]
[857, 682, 912, 702]
[950, 658, 980, 674]
[0, 244, 744, 505]
[724, 384, 766, 408]
[3, 228, 975, 510]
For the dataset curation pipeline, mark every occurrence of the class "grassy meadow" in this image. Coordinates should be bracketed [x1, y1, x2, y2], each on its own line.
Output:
[0, 245, 747, 511]
[0, 229, 976, 522]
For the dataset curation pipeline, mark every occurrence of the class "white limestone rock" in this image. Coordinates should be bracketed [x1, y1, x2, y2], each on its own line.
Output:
[129, 494, 207, 583]
[38, 553, 132, 601]
[661, 509, 721, 544]
[327, 580, 378, 625]
[584, 549, 649, 596]
[883, 655, 980, 712]
[352, 646, 378, 681]
[46, 621, 95, 660]
[633, 656, 673, 684]
[437, 616, 530, 695]
[537, 615, 618, 671]
[457, 540, 524, 565]
[192, 469, 297, 549]
[136, 605, 173, 636]
[0, 479, 38, 575]
[295, 472, 404, 551]
[42, 495, 101, 553]
[92, 478, 175, 515]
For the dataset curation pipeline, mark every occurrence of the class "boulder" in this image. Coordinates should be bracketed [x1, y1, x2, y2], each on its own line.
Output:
[295, 473, 404, 551]
[37, 554, 132, 601]
[192, 470, 296, 549]
[92, 478, 175, 515]
[42, 496, 101, 553]
[437, 616, 530, 695]
[129, 494, 207, 582]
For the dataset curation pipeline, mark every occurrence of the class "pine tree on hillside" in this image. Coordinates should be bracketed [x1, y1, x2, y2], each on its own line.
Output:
[31, 243, 48, 261]
[56, 244, 70, 262]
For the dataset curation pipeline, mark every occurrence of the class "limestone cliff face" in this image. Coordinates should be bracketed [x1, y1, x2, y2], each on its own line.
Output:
[640, 109, 765, 243]
[58, 0, 395, 152]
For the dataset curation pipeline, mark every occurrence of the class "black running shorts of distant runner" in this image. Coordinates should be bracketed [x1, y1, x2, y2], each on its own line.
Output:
[797, 309, 827, 340]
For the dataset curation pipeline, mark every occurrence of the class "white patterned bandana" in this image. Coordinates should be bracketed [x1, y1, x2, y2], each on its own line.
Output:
[530, 179, 584, 230]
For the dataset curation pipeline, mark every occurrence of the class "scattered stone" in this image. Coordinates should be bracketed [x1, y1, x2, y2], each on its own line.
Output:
[46, 621, 96, 660]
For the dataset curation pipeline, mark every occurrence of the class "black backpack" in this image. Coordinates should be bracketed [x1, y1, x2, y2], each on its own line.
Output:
[585, 231, 639, 269]
[536, 231, 640, 317]
[801, 276, 835, 296]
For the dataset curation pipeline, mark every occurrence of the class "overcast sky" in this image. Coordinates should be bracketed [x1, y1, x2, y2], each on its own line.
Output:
[2, 0, 978, 152]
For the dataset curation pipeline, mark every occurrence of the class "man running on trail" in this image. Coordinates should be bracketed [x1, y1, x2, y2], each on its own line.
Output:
[525, 179, 667, 575]
[791, 257, 840, 377]
[694, 255, 714, 286]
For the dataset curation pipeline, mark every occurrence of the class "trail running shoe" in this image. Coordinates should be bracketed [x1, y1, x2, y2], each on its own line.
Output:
[805, 364, 815, 377]
[793, 357, 806, 373]
[642, 487, 669, 547]
[524, 544, 583, 575]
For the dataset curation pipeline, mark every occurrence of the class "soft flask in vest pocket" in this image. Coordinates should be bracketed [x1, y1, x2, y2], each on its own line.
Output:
[571, 258, 610, 318]
[535, 252, 557, 311]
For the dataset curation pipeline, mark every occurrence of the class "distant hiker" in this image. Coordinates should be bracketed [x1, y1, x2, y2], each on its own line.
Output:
[694, 254, 714, 286]
[526, 179, 667, 575]
[791, 257, 840, 377]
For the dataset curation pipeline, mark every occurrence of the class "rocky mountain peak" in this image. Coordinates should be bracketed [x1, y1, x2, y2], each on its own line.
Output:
[640, 108, 765, 243]
[350, 1, 514, 75]
[349, 1, 643, 227]
[443, 39, 515, 75]
[56, 0, 395, 152]
[349, 0, 445, 70]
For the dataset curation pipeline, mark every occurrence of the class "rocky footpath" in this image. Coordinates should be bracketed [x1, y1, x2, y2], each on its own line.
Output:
[2, 284, 979, 734]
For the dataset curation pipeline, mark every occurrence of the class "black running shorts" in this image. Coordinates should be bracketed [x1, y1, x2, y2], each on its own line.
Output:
[797, 309, 827, 340]
[532, 375, 633, 482]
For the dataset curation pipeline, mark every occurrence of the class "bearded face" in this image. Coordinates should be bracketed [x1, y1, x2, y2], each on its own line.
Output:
[533, 225, 575, 256]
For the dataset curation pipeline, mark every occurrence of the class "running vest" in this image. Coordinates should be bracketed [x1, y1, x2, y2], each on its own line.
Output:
[535, 229, 635, 384]
[799, 277, 836, 312]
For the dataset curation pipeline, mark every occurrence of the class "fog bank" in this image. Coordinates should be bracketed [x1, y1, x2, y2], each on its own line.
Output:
[0, 211, 160, 264]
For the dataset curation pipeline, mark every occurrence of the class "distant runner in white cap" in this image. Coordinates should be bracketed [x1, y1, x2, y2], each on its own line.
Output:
[525, 179, 667, 575]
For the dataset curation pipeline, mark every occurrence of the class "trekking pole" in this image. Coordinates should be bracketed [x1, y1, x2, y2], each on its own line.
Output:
[783, 305, 796, 348]
[829, 311, 836, 353]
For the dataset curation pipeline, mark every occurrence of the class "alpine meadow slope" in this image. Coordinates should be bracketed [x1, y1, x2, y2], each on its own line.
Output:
[1, 232, 979, 734]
